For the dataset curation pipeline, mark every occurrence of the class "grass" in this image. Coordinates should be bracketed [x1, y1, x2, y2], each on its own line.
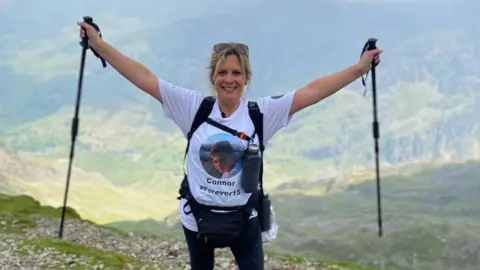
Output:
[18, 238, 149, 269]
[0, 193, 80, 234]
[0, 193, 125, 236]
[0, 193, 81, 219]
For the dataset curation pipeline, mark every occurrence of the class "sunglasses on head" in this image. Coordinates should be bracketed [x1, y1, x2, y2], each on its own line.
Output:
[213, 42, 249, 55]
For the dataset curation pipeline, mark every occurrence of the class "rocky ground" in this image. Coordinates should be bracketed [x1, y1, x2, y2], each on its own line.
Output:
[0, 214, 351, 270]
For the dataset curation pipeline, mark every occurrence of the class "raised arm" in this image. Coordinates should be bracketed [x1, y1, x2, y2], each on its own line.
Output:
[78, 21, 162, 103]
[289, 48, 382, 116]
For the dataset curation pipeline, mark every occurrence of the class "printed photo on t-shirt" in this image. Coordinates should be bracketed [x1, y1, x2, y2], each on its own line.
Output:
[199, 133, 245, 179]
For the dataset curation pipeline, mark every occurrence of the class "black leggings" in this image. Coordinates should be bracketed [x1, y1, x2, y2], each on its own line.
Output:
[183, 216, 264, 270]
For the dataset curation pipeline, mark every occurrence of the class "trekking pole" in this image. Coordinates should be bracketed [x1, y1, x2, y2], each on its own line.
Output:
[360, 38, 383, 237]
[58, 16, 107, 239]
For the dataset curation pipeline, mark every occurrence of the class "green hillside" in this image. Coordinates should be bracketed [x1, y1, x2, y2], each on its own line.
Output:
[270, 161, 480, 270]
[0, 145, 180, 224]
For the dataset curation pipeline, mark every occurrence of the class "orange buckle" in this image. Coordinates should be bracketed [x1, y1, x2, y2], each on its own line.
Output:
[238, 132, 247, 140]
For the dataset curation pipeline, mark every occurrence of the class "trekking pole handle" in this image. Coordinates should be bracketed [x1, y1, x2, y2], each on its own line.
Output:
[365, 38, 379, 68]
[83, 16, 93, 24]
[80, 16, 107, 68]
[80, 16, 94, 49]
[365, 38, 377, 50]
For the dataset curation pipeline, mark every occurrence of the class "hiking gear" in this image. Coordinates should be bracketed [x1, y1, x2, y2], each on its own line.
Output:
[241, 143, 261, 194]
[360, 38, 383, 237]
[58, 16, 107, 239]
[177, 96, 268, 248]
[260, 194, 271, 232]
[213, 42, 249, 56]
[183, 216, 264, 270]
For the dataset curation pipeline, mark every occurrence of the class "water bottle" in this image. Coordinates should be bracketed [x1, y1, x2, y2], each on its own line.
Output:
[241, 143, 261, 194]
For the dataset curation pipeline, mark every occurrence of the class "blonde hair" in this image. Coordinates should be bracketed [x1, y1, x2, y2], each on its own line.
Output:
[208, 46, 252, 96]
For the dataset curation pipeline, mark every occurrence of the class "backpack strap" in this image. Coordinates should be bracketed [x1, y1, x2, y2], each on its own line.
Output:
[247, 101, 265, 205]
[247, 101, 264, 153]
[178, 96, 215, 202]
[184, 96, 216, 161]
[205, 118, 253, 142]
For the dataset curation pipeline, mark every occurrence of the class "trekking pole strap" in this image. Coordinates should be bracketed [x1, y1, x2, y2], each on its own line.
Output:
[81, 16, 107, 68]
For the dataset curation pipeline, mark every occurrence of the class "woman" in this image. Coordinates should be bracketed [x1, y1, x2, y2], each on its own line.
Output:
[78, 21, 382, 270]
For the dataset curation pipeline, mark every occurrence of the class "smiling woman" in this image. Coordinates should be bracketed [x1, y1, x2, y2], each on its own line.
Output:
[77, 19, 381, 270]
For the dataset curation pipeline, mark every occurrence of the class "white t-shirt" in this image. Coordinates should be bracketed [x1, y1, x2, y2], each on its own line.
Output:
[158, 77, 295, 232]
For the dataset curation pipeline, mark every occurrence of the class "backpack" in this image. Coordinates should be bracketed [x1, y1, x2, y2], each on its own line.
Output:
[177, 96, 266, 248]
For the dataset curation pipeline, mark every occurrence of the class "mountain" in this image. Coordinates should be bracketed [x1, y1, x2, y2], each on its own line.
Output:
[3, 0, 478, 206]
[1, 0, 480, 269]
[1, 1, 479, 183]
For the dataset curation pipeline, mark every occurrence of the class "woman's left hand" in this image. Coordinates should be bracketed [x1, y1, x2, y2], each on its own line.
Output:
[357, 48, 383, 75]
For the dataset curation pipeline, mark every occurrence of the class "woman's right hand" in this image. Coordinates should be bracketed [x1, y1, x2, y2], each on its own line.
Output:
[77, 21, 102, 47]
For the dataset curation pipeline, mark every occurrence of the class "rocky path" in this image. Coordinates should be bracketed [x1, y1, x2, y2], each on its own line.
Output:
[0, 215, 334, 270]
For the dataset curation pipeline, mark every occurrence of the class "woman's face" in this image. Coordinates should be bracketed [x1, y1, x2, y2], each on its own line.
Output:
[213, 54, 246, 102]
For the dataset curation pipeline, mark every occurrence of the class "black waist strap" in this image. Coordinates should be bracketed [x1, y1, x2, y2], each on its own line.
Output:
[178, 175, 258, 214]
